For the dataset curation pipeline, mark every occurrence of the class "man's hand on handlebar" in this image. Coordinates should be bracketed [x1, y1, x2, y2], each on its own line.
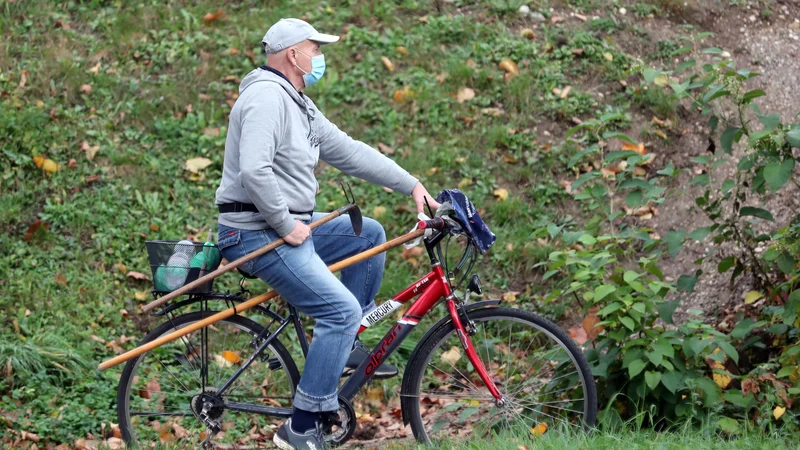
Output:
[411, 182, 441, 214]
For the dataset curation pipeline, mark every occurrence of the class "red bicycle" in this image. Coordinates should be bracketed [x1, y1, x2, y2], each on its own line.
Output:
[116, 216, 597, 447]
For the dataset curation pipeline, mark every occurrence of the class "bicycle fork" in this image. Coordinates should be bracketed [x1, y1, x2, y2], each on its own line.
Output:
[445, 297, 505, 405]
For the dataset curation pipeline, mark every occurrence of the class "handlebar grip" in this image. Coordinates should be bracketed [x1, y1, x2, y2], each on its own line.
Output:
[417, 217, 446, 230]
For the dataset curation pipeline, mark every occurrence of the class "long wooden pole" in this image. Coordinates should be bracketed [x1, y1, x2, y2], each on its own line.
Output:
[99, 228, 425, 370]
[141, 205, 355, 313]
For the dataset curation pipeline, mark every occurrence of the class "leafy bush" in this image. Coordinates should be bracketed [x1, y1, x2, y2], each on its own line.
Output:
[542, 36, 800, 432]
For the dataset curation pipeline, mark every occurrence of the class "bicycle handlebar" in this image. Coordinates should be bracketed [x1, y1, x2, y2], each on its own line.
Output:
[417, 217, 446, 230]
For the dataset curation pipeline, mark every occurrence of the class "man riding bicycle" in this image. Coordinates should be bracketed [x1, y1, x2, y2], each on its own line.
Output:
[214, 18, 440, 450]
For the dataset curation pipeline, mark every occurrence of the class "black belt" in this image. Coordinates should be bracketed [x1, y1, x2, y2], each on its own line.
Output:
[218, 202, 312, 215]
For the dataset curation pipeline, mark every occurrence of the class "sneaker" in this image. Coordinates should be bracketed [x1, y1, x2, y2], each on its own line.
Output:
[341, 339, 399, 379]
[273, 418, 326, 450]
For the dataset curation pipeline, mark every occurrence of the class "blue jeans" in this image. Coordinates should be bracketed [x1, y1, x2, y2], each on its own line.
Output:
[217, 213, 386, 412]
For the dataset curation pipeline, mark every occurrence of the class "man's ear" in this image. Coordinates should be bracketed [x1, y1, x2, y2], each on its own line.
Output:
[286, 47, 298, 66]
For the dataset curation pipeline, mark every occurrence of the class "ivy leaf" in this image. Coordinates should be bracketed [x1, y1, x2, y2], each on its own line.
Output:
[763, 159, 795, 192]
[695, 377, 722, 407]
[645, 371, 662, 390]
[594, 285, 617, 302]
[787, 128, 800, 147]
[642, 68, 660, 84]
[626, 190, 644, 208]
[620, 316, 635, 331]
[568, 146, 598, 168]
[739, 206, 774, 222]
[717, 417, 740, 434]
[777, 251, 796, 274]
[720, 127, 742, 154]
[652, 339, 675, 359]
[661, 371, 681, 393]
[628, 359, 647, 377]
[756, 112, 781, 131]
[718, 256, 735, 273]
[665, 230, 686, 257]
[657, 299, 680, 325]
[716, 340, 739, 364]
[741, 89, 765, 104]
[602, 131, 637, 145]
[677, 274, 697, 292]
[724, 391, 756, 409]
[688, 227, 710, 242]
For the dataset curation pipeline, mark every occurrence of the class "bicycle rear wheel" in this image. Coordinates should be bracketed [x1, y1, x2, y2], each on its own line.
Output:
[116, 311, 299, 448]
[401, 307, 596, 443]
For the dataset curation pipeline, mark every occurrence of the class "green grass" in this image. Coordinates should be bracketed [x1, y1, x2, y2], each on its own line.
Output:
[0, 0, 792, 447]
[410, 428, 792, 450]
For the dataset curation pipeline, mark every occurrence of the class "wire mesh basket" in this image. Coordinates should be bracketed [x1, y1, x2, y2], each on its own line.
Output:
[145, 240, 222, 294]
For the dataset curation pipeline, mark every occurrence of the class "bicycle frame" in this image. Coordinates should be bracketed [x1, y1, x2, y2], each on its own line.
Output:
[211, 230, 503, 418]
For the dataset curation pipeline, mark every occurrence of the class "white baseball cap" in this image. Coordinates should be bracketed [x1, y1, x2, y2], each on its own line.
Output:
[262, 18, 339, 54]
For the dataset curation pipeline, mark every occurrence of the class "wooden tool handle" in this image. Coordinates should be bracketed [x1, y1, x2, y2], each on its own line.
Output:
[141, 206, 353, 312]
[99, 228, 425, 370]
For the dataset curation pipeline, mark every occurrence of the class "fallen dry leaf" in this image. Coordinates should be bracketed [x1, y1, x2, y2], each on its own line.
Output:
[396, 46, 408, 55]
[81, 140, 100, 161]
[67, 159, 78, 169]
[203, 9, 224, 23]
[393, 86, 415, 102]
[520, 28, 535, 40]
[440, 346, 462, 365]
[377, 143, 395, 154]
[184, 157, 213, 174]
[33, 155, 45, 168]
[456, 87, 475, 103]
[381, 56, 395, 72]
[774, 405, 786, 420]
[493, 188, 509, 201]
[202, 127, 220, 136]
[89, 62, 101, 75]
[621, 141, 647, 155]
[582, 307, 603, 339]
[55, 272, 67, 285]
[134, 291, 147, 301]
[54, 19, 71, 30]
[372, 206, 387, 218]
[498, 59, 519, 77]
[127, 271, 150, 281]
[502, 291, 519, 302]
[560, 85, 572, 99]
[42, 158, 59, 174]
[18, 70, 28, 88]
[23, 220, 50, 241]
[221, 350, 242, 364]
[569, 327, 589, 345]
[79, 84, 92, 95]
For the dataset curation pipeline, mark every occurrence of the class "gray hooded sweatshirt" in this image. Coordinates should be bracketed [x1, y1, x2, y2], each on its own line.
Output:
[215, 67, 419, 236]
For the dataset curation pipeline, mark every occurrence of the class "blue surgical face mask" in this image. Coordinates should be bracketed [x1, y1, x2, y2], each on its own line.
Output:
[295, 49, 325, 88]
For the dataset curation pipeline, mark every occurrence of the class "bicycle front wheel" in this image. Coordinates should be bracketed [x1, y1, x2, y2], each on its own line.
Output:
[116, 311, 299, 448]
[402, 307, 596, 443]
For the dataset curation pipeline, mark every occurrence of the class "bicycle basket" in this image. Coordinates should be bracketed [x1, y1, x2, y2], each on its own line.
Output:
[144, 240, 222, 294]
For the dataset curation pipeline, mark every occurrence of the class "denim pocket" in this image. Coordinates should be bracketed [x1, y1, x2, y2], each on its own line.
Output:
[217, 227, 241, 251]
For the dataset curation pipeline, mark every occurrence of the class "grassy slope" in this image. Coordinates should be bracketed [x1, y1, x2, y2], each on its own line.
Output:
[0, 0, 770, 446]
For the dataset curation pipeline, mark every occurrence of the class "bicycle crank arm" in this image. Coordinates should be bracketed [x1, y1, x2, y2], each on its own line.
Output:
[224, 401, 292, 418]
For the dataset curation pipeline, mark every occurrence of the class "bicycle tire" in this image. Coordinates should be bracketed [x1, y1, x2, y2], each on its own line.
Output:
[401, 307, 597, 443]
[116, 311, 300, 448]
